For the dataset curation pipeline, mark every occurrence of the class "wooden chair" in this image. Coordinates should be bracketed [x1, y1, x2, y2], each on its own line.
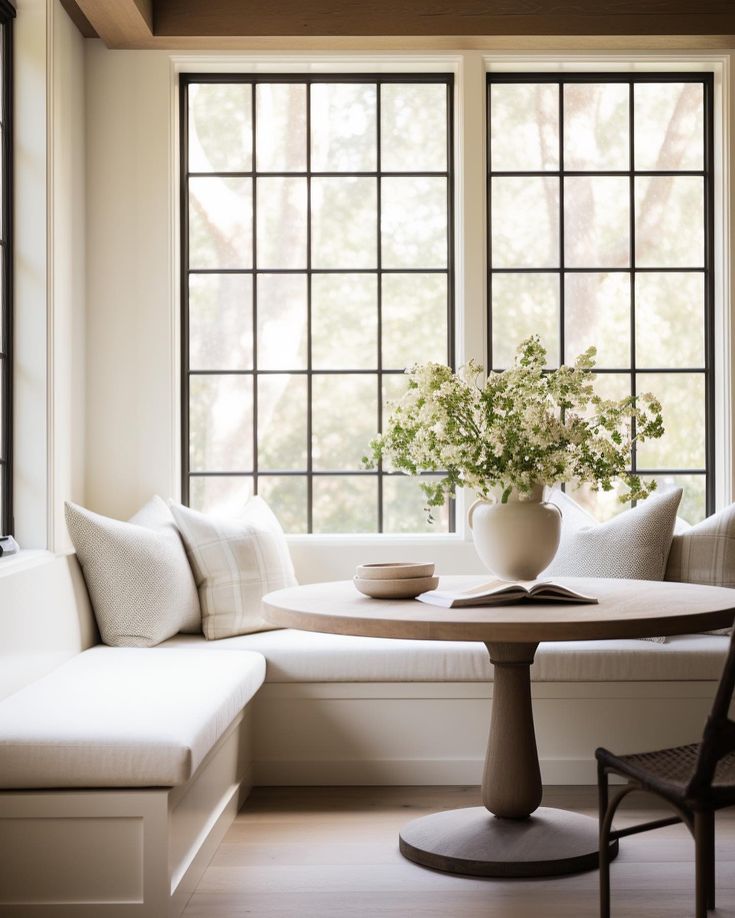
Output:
[596, 629, 735, 918]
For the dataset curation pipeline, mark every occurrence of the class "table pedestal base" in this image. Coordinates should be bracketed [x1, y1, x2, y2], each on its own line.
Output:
[399, 806, 619, 878]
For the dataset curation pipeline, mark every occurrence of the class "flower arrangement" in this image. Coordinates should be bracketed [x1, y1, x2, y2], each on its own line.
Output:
[366, 336, 664, 513]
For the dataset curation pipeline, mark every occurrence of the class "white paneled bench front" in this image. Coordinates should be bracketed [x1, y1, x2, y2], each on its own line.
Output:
[0, 643, 265, 918]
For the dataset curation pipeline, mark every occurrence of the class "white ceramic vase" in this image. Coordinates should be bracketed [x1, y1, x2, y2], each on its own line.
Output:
[467, 484, 562, 581]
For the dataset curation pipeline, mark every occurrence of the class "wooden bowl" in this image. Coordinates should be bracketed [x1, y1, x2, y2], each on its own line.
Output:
[355, 562, 435, 581]
[353, 575, 439, 600]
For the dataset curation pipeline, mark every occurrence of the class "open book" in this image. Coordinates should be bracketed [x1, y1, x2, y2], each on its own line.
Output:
[416, 578, 598, 608]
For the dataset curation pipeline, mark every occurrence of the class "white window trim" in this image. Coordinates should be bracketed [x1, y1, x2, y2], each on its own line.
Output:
[169, 51, 732, 579]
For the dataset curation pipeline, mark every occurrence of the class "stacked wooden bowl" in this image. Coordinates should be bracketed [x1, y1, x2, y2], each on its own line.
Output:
[353, 562, 438, 599]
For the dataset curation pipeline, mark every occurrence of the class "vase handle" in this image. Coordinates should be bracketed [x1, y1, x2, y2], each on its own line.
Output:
[467, 498, 484, 530]
[543, 500, 563, 520]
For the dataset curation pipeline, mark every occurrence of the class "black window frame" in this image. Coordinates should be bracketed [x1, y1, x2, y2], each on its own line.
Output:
[179, 72, 456, 533]
[486, 71, 716, 517]
[0, 2, 13, 536]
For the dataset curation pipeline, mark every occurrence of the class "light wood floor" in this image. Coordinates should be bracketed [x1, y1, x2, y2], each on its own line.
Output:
[183, 786, 735, 917]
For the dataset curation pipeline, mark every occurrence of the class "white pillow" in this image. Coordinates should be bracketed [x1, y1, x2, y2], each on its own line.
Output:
[545, 487, 683, 582]
[65, 497, 202, 647]
[169, 496, 297, 640]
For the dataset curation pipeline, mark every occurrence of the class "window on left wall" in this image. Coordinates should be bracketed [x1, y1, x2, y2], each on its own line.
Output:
[0, 3, 13, 536]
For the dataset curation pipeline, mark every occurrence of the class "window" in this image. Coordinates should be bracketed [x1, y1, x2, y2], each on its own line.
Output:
[0, 3, 13, 535]
[181, 74, 454, 533]
[487, 73, 714, 523]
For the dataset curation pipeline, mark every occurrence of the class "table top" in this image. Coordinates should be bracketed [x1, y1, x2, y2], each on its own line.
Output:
[263, 576, 735, 643]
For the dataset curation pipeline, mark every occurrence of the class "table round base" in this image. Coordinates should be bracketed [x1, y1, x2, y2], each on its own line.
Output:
[399, 806, 619, 878]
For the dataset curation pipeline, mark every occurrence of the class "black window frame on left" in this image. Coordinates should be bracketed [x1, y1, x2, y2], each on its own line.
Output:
[179, 73, 455, 534]
[0, 2, 14, 536]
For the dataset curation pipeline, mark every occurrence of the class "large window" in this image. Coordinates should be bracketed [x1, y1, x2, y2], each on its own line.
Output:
[487, 73, 714, 523]
[181, 74, 454, 533]
[0, 4, 13, 535]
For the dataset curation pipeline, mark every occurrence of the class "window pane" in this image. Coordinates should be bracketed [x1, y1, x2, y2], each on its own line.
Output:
[189, 375, 253, 472]
[189, 274, 252, 371]
[563, 83, 629, 171]
[635, 176, 704, 268]
[491, 177, 559, 269]
[576, 373, 631, 440]
[635, 372, 705, 470]
[189, 475, 253, 515]
[312, 177, 377, 269]
[255, 83, 306, 172]
[380, 83, 447, 172]
[641, 475, 706, 525]
[258, 476, 308, 533]
[189, 177, 252, 269]
[258, 374, 308, 470]
[564, 273, 630, 368]
[636, 273, 705, 368]
[564, 176, 629, 268]
[188, 83, 252, 173]
[383, 475, 450, 533]
[634, 83, 704, 171]
[489, 83, 559, 172]
[383, 372, 410, 416]
[590, 372, 631, 404]
[311, 83, 377, 172]
[382, 273, 448, 369]
[312, 374, 377, 470]
[257, 274, 307, 370]
[381, 177, 447, 269]
[312, 274, 377, 370]
[564, 480, 630, 522]
[256, 177, 307, 269]
[581, 372, 631, 423]
[313, 476, 378, 533]
[491, 273, 559, 369]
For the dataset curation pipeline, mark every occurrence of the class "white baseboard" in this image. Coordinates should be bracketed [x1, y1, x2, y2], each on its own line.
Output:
[253, 681, 718, 787]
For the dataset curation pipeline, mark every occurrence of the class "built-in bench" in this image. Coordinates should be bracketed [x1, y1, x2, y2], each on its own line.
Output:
[0, 552, 730, 916]
[164, 629, 730, 787]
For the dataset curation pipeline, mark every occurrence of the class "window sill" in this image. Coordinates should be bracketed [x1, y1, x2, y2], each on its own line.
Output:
[0, 549, 55, 578]
[286, 532, 466, 543]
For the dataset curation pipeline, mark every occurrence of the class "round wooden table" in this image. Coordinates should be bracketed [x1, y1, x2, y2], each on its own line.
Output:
[263, 576, 735, 879]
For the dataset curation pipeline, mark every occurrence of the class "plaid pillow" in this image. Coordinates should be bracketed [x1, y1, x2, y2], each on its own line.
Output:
[665, 504, 735, 635]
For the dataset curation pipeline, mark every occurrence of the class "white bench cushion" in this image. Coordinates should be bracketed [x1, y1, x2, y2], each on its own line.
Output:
[161, 629, 730, 683]
[0, 646, 265, 789]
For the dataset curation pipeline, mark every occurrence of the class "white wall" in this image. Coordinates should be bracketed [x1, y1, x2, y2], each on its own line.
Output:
[84, 45, 175, 520]
[13, 0, 86, 550]
[51, 0, 87, 550]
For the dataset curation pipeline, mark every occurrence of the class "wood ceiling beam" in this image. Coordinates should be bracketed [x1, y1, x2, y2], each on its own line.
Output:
[59, 0, 98, 38]
[72, 0, 153, 47]
[56, 0, 735, 47]
[153, 0, 735, 37]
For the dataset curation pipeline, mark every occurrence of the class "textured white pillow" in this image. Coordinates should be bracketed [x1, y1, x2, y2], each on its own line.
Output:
[65, 497, 202, 647]
[169, 496, 297, 640]
[545, 487, 683, 581]
[543, 488, 683, 644]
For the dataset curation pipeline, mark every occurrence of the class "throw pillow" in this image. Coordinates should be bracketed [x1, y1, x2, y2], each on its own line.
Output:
[169, 496, 297, 640]
[65, 497, 202, 647]
[545, 487, 683, 582]
[665, 503, 735, 634]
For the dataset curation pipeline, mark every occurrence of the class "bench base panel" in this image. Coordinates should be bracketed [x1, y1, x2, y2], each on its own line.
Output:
[253, 680, 719, 785]
[0, 708, 253, 918]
